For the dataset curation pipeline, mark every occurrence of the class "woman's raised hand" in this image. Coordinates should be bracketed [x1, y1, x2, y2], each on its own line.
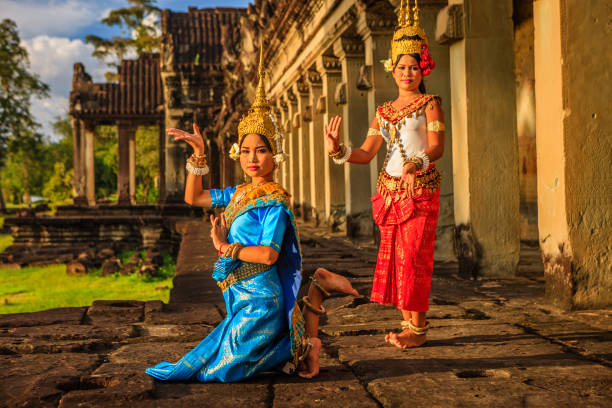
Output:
[167, 123, 205, 155]
[324, 116, 342, 154]
[210, 213, 228, 251]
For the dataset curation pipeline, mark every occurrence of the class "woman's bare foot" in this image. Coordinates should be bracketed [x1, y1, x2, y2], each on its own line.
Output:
[314, 268, 359, 297]
[298, 337, 322, 378]
[386, 329, 427, 349]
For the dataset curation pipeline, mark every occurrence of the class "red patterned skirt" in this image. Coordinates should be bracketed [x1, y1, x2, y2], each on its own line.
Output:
[370, 166, 441, 312]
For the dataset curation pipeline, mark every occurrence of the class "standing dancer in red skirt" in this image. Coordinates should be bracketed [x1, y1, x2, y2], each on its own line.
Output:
[324, 0, 444, 348]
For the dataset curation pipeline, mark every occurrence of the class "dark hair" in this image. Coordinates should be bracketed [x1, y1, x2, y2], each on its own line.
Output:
[393, 53, 427, 94]
[240, 133, 273, 152]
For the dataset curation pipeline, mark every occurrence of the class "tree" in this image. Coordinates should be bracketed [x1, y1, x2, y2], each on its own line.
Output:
[0, 19, 50, 210]
[85, 0, 161, 81]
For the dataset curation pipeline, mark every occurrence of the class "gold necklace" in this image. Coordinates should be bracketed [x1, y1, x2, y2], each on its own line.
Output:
[233, 180, 270, 204]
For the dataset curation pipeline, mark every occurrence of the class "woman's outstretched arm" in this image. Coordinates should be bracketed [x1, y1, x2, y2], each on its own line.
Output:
[324, 116, 383, 165]
[167, 124, 212, 207]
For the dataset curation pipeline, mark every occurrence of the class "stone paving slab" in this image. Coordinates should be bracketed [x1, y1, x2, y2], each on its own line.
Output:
[0, 219, 610, 407]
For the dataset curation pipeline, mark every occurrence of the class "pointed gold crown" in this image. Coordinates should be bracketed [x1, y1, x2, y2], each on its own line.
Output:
[236, 45, 277, 155]
[391, 0, 428, 67]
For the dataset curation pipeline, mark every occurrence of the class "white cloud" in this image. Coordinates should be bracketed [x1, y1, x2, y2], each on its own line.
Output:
[21, 35, 109, 140]
[2, 0, 112, 39]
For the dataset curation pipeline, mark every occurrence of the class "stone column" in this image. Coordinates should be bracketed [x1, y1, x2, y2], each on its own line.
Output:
[306, 69, 325, 224]
[160, 72, 189, 203]
[157, 121, 166, 203]
[534, 0, 611, 309]
[316, 54, 345, 229]
[117, 121, 135, 205]
[445, 0, 520, 276]
[83, 121, 96, 206]
[276, 98, 289, 189]
[285, 89, 300, 214]
[293, 78, 312, 221]
[334, 35, 372, 237]
[71, 118, 87, 205]
[356, 2, 396, 195]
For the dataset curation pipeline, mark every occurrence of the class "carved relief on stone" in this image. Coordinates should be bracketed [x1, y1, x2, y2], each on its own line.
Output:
[283, 118, 291, 133]
[292, 112, 301, 129]
[335, 83, 347, 105]
[303, 105, 313, 122]
[286, 89, 297, 104]
[357, 65, 372, 90]
[316, 95, 327, 114]
[435, 4, 464, 45]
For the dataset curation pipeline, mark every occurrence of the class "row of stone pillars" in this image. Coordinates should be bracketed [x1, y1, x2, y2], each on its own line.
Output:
[71, 119, 164, 206]
[270, 2, 456, 262]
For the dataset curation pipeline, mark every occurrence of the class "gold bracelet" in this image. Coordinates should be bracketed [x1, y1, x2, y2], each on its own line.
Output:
[302, 296, 326, 315]
[231, 243, 244, 261]
[403, 156, 423, 170]
[427, 120, 445, 132]
[329, 144, 346, 159]
[367, 127, 382, 137]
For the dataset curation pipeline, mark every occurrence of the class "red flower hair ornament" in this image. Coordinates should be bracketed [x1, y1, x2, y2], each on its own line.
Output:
[419, 44, 436, 76]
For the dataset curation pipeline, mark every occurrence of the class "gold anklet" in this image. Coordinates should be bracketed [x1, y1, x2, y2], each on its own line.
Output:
[400, 319, 431, 336]
[298, 338, 312, 362]
[302, 296, 326, 315]
[310, 277, 331, 297]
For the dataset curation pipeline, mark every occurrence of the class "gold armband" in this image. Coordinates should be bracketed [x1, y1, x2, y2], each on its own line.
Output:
[427, 121, 445, 132]
[367, 128, 382, 137]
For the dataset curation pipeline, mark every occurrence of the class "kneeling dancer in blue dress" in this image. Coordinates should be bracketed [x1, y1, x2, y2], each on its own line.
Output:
[146, 47, 358, 382]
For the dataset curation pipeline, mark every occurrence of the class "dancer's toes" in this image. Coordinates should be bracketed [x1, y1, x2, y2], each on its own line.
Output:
[387, 329, 427, 349]
[314, 268, 359, 297]
[298, 337, 322, 379]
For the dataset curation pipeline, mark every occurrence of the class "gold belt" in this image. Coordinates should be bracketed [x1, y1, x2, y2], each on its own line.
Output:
[217, 262, 271, 292]
[377, 165, 441, 195]
[376, 166, 441, 209]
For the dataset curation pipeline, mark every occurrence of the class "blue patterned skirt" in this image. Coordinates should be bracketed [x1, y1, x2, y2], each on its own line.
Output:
[145, 266, 293, 382]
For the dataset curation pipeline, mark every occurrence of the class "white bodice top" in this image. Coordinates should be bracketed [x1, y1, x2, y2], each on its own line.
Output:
[379, 114, 428, 177]
[375, 95, 440, 177]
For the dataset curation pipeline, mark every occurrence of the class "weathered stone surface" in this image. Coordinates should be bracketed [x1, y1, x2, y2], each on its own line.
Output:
[1, 222, 610, 407]
[273, 354, 379, 408]
[86, 300, 144, 325]
[0, 307, 86, 328]
[0, 353, 100, 408]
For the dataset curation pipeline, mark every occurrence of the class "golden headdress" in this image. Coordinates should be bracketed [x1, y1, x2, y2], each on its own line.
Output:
[230, 45, 287, 163]
[382, 0, 435, 74]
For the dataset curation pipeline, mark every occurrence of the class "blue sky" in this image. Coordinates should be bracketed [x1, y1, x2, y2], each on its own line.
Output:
[2, 0, 250, 139]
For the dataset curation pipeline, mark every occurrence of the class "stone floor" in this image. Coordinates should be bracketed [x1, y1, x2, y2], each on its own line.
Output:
[0, 219, 610, 407]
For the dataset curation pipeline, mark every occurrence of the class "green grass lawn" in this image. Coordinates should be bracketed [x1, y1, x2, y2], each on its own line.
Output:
[0, 255, 174, 314]
[0, 234, 13, 253]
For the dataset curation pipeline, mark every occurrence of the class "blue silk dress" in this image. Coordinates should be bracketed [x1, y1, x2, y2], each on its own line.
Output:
[146, 183, 305, 383]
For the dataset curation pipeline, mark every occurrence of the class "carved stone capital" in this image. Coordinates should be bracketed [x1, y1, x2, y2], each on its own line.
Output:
[435, 4, 464, 45]
[335, 83, 347, 105]
[305, 69, 322, 87]
[334, 35, 365, 59]
[356, 1, 396, 37]
[295, 76, 309, 95]
[286, 89, 297, 104]
[317, 55, 341, 74]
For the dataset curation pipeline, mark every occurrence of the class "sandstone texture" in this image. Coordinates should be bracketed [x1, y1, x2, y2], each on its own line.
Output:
[0, 220, 610, 407]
